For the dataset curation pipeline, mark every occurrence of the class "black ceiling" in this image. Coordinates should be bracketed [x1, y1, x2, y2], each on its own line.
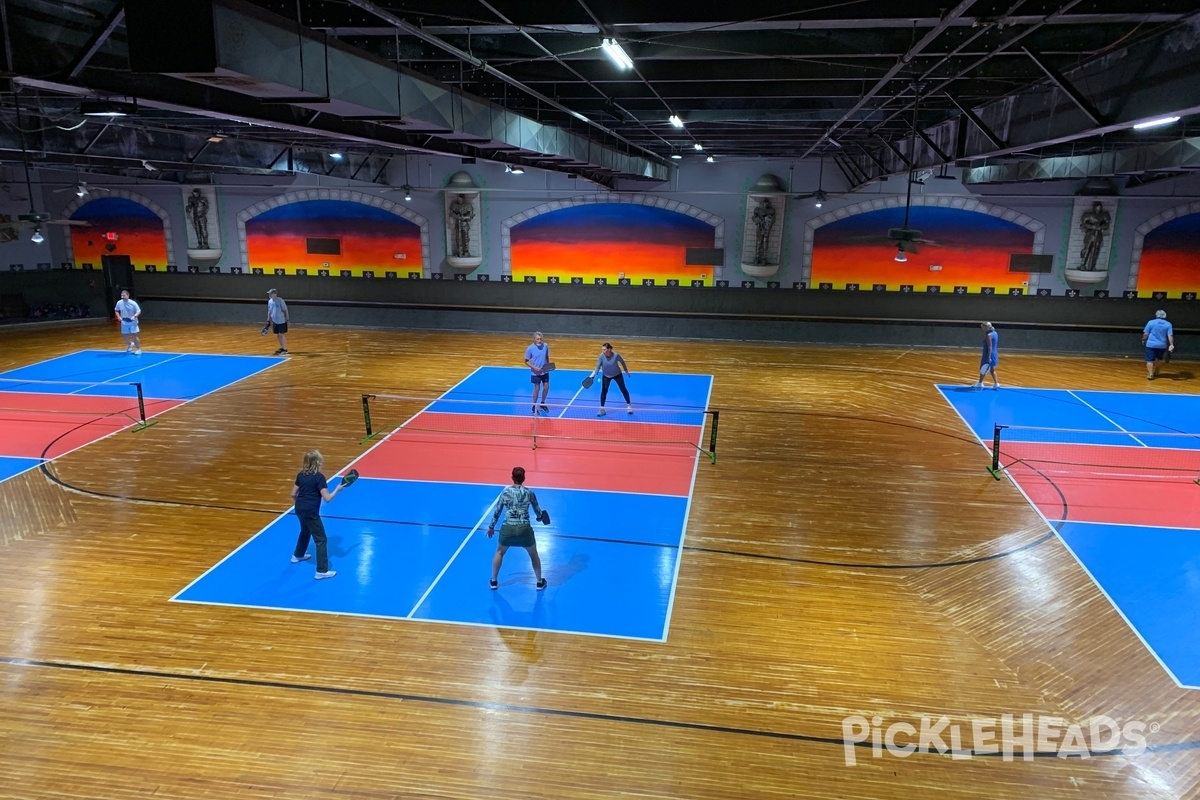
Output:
[1, 0, 1197, 186]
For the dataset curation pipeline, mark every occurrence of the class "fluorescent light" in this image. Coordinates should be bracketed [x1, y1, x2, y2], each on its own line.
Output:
[671, 153, 682, 160]
[693, 143, 703, 151]
[330, 152, 344, 160]
[669, 115, 684, 128]
[81, 100, 135, 117]
[601, 38, 634, 70]
[30, 228, 44, 244]
[1132, 115, 1180, 130]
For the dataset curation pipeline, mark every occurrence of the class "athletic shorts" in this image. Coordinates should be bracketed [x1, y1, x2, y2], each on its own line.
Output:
[530, 372, 549, 385]
[1145, 346, 1166, 362]
[120, 320, 139, 335]
[498, 522, 536, 548]
[272, 322, 289, 334]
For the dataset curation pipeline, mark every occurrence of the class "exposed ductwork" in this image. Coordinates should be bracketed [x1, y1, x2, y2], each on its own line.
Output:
[965, 136, 1200, 184]
[121, 0, 669, 183]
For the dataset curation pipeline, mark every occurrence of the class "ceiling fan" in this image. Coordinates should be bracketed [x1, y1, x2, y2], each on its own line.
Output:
[794, 156, 848, 208]
[887, 84, 938, 260]
[8, 96, 93, 243]
[52, 180, 111, 199]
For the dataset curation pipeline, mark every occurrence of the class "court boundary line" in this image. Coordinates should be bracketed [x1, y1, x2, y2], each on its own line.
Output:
[172, 367, 487, 602]
[405, 496, 501, 618]
[935, 383, 1197, 691]
[660, 374, 715, 642]
[169, 596, 669, 643]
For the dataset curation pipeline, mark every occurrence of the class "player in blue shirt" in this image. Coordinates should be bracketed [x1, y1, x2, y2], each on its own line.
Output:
[974, 322, 1000, 390]
[1142, 310, 1175, 380]
[524, 331, 551, 414]
[291, 449, 345, 579]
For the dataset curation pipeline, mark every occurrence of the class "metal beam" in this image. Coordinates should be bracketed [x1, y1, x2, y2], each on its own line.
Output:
[1020, 46, 1106, 127]
[800, 0, 982, 158]
[67, 5, 126, 79]
[946, 93, 1007, 150]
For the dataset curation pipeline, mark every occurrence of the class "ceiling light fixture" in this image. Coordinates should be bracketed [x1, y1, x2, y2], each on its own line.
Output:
[894, 245, 907, 263]
[601, 38, 634, 70]
[207, 135, 226, 143]
[671, 153, 682, 160]
[706, 155, 715, 163]
[669, 115, 684, 128]
[330, 152, 344, 160]
[1132, 115, 1180, 130]
[76, 182, 88, 198]
[693, 143, 703, 151]
[511, 165, 524, 175]
[402, 185, 412, 202]
[30, 227, 44, 244]
[81, 99, 136, 117]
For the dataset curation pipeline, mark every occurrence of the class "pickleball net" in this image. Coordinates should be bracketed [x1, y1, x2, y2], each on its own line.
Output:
[989, 424, 1200, 485]
[0, 377, 153, 428]
[361, 393, 720, 462]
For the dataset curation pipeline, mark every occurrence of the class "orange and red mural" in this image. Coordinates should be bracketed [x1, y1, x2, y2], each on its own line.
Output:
[69, 197, 168, 271]
[246, 200, 422, 276]
[510, 203, 717, 284]
[1136, 212, 1200, 298]
[811, 205, 1036, 292]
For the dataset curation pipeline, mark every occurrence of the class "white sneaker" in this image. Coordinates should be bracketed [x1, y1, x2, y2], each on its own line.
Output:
[972, 382, 982, 389]
[291, 554, 311, 563]
[126, 344, 133, 353]
[597, 408, 606, 416]
[627, 405, 634, 414]
[315, 570, 337, 580]
[132, 348, 141, 355]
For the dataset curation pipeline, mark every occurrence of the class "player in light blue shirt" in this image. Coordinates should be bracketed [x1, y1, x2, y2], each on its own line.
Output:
[114, 289, 142, 354]
[524, 331, 550, 414]
[1142, 310, 1175, 380]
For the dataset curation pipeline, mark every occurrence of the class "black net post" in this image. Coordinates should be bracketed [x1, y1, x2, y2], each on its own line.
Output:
[360, 394, 375, 444]
[988, 424, 1005, 479]
[130, 381, 157, 430]
[707, 410, 719, 463]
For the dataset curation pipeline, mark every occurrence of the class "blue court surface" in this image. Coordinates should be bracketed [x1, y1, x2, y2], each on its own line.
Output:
[0, 349, 286, 400]
[0, 349, 285, 486]
[174, 367, 714, 641]
[939, 384, 1200, 689]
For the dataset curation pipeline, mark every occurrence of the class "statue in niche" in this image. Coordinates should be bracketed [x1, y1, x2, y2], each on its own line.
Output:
[752, 198, 775, 265]
[1078, 201, 1111, 271]
[186, 189, 210, 249]
[449, 194, 475, 257]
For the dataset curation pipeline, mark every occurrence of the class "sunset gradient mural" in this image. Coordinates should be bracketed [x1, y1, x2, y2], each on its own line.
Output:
[69, 198, 167, 271]
[1136, 212, 1200, 298]
[510, 203, 717, 284]
[246, 200, 422, 276]
[812, 205, 1036, 292]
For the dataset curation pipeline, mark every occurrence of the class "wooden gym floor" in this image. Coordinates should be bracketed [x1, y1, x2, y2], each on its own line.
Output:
[0, 321, 1198, 799]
